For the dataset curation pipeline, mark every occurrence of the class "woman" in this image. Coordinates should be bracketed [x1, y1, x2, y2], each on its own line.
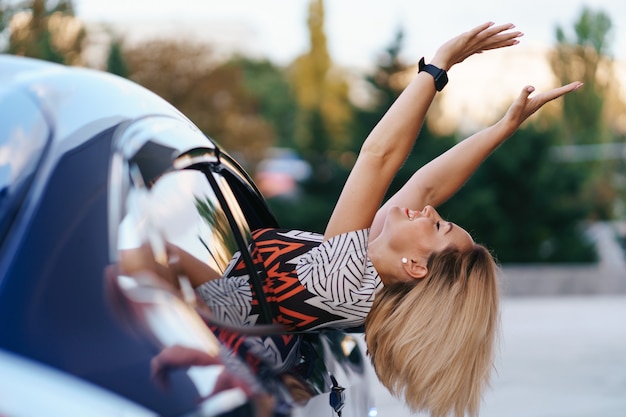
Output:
[169, 22, 582, 417]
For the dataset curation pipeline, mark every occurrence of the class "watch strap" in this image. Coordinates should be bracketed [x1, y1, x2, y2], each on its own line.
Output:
[418, 57, 448, 92]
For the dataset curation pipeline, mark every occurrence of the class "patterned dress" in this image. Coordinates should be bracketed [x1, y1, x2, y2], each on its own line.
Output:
[196, 228, 382, 375]
[196, 228, 382, 332]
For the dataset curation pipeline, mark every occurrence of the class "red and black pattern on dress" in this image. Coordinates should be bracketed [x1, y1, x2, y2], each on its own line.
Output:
[209, 229, 340, 376]
[247, 228, 345, 332]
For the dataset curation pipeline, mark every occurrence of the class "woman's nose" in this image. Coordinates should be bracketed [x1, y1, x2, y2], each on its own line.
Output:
[423, 205, 441, 220]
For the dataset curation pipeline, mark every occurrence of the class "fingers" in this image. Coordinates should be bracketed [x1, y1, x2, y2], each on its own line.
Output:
[459, 22, 523, 60]
[513, 82, 582, 123]
[526, 82, 583, 113]
[507, 85, 535, 115]
[522, 82, 582, 103]
[477, 24, 523, 50]
[521, 85, 536, 98]
[542, 81, 584, 102]
[466, 21, 496, 38]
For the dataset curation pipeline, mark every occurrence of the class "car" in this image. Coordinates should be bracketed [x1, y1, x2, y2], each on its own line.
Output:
[0, 54, 375, 417]
[0, 348, 158, 417]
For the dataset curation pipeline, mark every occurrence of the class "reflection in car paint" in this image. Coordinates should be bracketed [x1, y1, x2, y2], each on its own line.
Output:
[106, 270, 254, 412]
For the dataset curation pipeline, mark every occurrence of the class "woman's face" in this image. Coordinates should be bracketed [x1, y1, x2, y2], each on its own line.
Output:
[385, 205, 474, 259]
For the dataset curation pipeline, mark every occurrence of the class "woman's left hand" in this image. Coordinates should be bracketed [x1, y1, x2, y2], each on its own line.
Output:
[498, 81, 584, 135]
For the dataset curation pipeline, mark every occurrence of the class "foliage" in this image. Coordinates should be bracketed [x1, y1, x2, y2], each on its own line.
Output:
[2, 0, 84, 65]
[121, 38, 274, 169]
[289, 0, 352, 155]
[551, 7, 614, 144]
[268, 0, 355, 233]
[267, 157, 349, 234]
[550, 7, 625, 221]
[105, 36, 128, 78]
[3, 0, 611, 263]
[349, 27, 409, 153]
[232, 57, 298, 149]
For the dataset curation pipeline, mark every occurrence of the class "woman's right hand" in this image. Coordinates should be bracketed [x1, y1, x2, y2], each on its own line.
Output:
[430, 22, 523, 71]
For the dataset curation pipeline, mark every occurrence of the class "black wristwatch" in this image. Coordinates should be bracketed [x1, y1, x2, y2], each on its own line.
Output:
[418, 57, 448, 91]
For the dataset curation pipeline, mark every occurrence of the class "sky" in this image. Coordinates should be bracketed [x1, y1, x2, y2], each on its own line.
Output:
[74, 0, 626, 68]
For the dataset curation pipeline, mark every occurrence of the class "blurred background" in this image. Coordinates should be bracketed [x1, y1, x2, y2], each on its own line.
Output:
[2, 0, 625, 415]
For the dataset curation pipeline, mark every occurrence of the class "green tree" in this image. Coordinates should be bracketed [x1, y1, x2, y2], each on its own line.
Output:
[267, 0, 355, 231]
[349, 28, 407, 153]
[106, 36, 128, 78]
[232, 56, 298, 149]
[3, 0, 84, 65]
[551, 7, 614, 144]
[550, 7, 623, 220]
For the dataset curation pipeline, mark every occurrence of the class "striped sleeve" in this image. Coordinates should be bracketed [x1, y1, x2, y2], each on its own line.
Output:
[295, 229, 381, 321]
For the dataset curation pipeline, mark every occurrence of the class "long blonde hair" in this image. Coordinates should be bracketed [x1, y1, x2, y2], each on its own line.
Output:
[365, 244, 500, 417]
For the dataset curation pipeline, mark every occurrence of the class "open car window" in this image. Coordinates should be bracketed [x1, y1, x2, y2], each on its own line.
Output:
[110, 116, 276, 324]
[118, 169, 240, 276]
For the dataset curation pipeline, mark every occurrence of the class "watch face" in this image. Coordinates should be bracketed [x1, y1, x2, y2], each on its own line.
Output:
[435, 71, 448, 91]
[419, 62, 448, 91]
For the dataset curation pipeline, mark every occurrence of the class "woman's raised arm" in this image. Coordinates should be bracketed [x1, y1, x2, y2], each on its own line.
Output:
[323, 22, 522, 241]
[369, 81, 584, 240]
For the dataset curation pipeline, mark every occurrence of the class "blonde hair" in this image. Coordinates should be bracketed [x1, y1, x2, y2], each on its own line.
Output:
[365, 244, 500, 417]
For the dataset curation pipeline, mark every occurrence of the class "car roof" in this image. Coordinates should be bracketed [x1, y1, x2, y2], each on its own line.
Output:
[0, 55, 193, 151]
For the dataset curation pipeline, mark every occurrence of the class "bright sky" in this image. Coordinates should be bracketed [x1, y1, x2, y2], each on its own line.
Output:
[75, 0, 626, 68]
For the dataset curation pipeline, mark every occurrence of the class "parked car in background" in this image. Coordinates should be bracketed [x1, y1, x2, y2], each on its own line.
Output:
[0, 55, 375, 417]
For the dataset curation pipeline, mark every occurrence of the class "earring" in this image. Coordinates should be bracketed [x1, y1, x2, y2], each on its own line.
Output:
[401, 257, 408, 264]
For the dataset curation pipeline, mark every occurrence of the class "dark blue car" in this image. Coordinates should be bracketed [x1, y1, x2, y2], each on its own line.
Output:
[0, 55, 375, 417]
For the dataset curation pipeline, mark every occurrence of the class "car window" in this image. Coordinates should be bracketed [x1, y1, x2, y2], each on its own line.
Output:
[111, 116, 277, 325]
[217, 155, 279, 232]
[118, 169, 240, 276]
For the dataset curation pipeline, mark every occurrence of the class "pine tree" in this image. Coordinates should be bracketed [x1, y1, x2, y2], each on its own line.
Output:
[106, 37, 128, 78]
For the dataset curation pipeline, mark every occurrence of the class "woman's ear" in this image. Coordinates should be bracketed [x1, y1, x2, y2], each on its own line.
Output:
[402, 258, 428, 279]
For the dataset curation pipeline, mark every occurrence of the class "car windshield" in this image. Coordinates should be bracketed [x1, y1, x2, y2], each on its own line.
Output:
[0, 90, 50, 240]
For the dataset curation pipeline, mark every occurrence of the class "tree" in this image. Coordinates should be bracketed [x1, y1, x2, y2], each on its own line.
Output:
[267, 0, 355, 231]
[106, 36, 128, 78]
[232, 57, 298, 149]
[121, 38, 275, 169]
[289, 0, 352, 155]
[349, 28, 408, 153]
[550, 7, 624, 220]
[551, 7, 614, 144]
[3, 0, 84, 65]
